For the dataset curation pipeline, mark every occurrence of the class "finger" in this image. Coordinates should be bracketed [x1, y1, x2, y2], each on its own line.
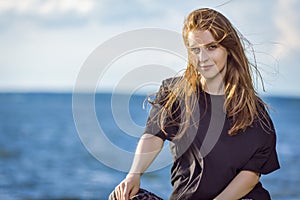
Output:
[122, 184, 130, 200]
[129, 186, 138, 199]
[115, 186, 122, 200]
[115, 188, 119, 200]
[120, 183, 129, 200]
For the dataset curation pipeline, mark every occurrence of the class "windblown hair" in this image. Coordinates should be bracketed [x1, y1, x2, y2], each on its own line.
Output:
[149, 8, 271, 137]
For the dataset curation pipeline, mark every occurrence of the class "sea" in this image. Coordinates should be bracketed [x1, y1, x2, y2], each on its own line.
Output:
[0, 92, 299, 200]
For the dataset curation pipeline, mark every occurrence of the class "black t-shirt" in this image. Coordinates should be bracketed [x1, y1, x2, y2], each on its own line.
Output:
[144, 78, 280, 200]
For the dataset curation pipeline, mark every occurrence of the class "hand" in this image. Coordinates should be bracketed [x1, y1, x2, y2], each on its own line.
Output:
[114, 173, 141, 200]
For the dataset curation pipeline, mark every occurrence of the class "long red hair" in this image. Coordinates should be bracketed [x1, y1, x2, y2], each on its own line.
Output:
[150, 8, 271, 137]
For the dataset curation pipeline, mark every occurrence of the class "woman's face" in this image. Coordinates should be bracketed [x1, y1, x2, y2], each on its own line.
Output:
[187, 30, 228, 81]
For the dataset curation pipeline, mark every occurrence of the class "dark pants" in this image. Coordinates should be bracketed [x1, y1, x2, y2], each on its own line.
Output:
[108, 188, 163, 200]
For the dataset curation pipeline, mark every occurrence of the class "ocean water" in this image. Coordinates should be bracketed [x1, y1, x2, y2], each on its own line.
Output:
[0, 93, 299, 200]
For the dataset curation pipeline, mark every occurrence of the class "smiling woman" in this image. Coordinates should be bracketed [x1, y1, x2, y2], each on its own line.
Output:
[187, 30, 228, 90]
[109, 7, 280, 200]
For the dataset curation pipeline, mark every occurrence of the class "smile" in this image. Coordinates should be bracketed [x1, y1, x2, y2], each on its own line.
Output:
[199, 64, 213, 70]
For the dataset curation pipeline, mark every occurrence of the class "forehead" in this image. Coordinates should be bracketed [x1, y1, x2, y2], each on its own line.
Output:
[187, 30, 216, 47]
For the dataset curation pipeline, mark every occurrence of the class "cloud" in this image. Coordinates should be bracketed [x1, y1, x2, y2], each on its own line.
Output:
[0, 0, 179, 29]
[0, 0, 299, 95]
[0, 0, 95, 15]
[272, 0, 300, 58]
[0, 0, 100, 30]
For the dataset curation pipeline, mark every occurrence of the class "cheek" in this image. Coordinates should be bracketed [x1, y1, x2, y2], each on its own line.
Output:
[188, 53, 198, 64]
[214, 51, 228, 66]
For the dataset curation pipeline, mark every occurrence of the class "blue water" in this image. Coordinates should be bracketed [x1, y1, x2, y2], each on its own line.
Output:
[0, 93, 299, 200]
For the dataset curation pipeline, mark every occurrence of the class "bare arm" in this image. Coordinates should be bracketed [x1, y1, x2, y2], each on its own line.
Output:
[214, 170, 260, 200]
[129, 133, 164, 174]
[114, 133, 164, 200]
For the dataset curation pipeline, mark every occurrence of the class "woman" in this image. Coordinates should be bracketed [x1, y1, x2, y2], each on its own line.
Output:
[110, 8, 280, 200]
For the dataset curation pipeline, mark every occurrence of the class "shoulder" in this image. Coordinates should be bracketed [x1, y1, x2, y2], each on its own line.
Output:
[236, 97, 277, 145]
[255, 97, 276, 134]
[157, 76, 186, 102]
[161, 76, 183, 88]
[150, 76, 182, 104]
[249, 104, 277, 147]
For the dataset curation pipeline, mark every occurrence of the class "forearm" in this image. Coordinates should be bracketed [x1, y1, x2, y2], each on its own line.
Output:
[214, 170, 260, 200]
[129, 133, 164, 175]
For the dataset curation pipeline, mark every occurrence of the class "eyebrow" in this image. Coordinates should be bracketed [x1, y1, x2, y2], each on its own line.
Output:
[189, 41, 219, 48]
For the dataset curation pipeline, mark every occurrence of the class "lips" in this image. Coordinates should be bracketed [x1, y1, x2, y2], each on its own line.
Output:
[199, 64, 213, 70]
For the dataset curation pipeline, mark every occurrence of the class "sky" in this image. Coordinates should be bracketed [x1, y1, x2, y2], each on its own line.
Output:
[0, 0, 300, 97]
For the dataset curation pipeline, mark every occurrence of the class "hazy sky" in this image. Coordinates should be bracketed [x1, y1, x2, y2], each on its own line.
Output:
[0, 0, 300, 96]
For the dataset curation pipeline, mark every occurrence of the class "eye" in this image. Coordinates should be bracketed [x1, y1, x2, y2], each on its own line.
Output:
[206, 44, 218, 51]
[190, 47, 201, 54]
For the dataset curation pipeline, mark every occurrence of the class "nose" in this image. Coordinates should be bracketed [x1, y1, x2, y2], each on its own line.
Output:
[198, 48, 209, 62]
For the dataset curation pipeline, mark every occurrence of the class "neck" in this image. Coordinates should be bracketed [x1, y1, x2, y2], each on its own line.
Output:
[201, 77, 225, 95]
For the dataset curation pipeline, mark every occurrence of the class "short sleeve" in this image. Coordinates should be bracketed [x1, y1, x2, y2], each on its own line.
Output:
[241, 132, 280, 175]
[143, 79, 179, 141]
[144, 104, 167, 141]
